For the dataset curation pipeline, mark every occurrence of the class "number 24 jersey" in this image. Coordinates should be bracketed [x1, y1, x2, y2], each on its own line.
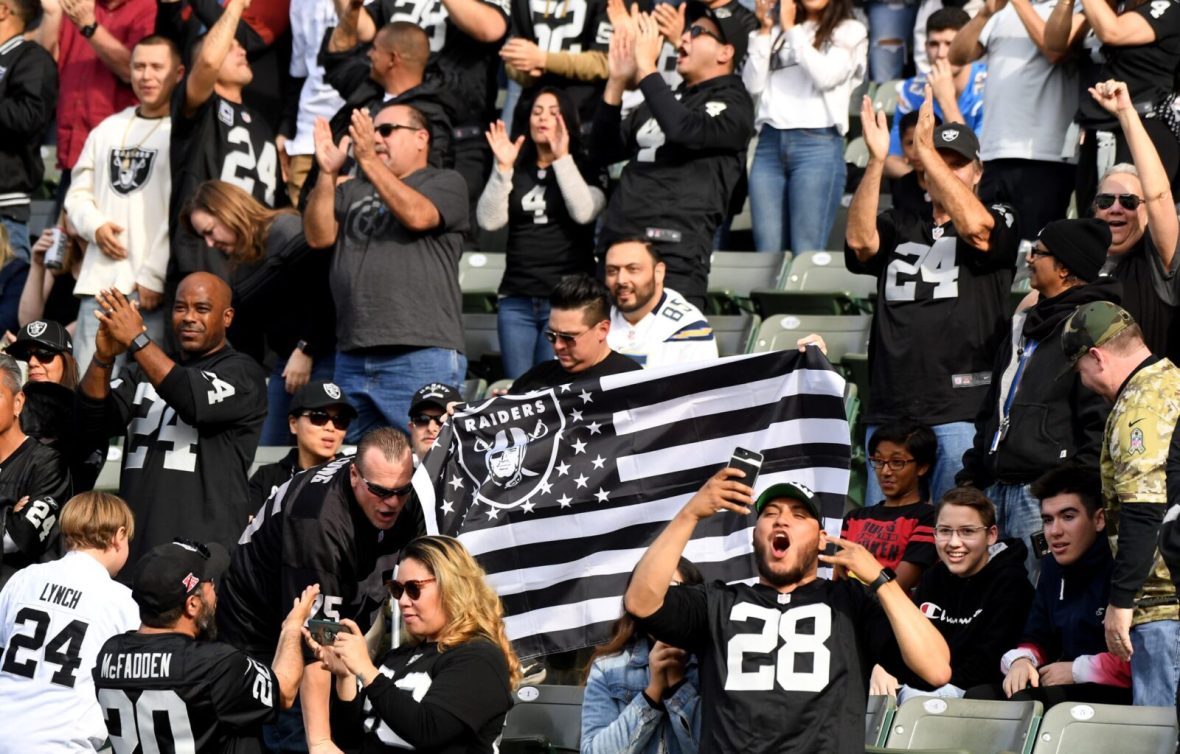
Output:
[639, 579, 902, 754]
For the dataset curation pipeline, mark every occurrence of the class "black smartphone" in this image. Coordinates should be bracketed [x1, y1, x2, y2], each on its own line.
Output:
[307, 618, 349, 645]
[729, 447, 764, 487]
[1030, 531, 1050, 559]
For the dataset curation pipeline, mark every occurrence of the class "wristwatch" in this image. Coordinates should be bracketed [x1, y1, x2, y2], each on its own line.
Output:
[867, 567, 897, 598]
[296, 339, 309, 353]
[128, 332, 152, 354]
[80, 22, 99, 38]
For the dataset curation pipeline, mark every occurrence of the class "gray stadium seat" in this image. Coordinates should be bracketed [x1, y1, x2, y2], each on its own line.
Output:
[458, 252, 505, 312]
[867, 694, 897, 748]
[845, 136, 871, 169]
[885, 696, 1043, 754]
[749, 314, 871, 364]
[463, 313, 500, 365]
[751, 251, 876, 317]
[483, 378, 514, 398]
[249, 446, 292, 477]
[28, 199, 56, 238]
[501, 684, 584, 754]
[707, 251, 791, 313]
[461, 379, 487, 401]
[711, 312, 760, 357]
[872, 79, 904, 118]
[1031, 702, 1178, 754]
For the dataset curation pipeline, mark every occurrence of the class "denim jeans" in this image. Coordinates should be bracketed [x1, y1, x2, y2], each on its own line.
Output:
[259, 352, 338, 445]
[866, 1, 918, 82]
[75, 293, 167, 378]
[1130, 619, 1180, 707]
[986, 481, 1042, 584]
[748, 126, 846, 253]
[865, 421, 973, 506]
[335, 346, 466, 442]
[1, 216, 30, 263]
[498, 295, 552, 380]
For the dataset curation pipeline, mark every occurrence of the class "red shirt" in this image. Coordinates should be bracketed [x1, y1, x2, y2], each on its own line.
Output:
[56, 0, 156, 169]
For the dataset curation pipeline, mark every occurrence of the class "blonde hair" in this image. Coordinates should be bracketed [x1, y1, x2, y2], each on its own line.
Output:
[60, 491, 134, 551]
[401, 536, 521, 687]
[179, 180, 296, 265]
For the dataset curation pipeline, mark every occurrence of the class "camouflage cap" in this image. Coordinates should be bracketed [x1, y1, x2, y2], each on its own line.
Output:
[1058, 301, 1136, 377]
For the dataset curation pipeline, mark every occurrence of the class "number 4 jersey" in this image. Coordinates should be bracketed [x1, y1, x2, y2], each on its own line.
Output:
[844, 204, 1018, 426]
[93, 632, 280, 754]
[0, 551, 139, 753]
[638, 579, 904, 754]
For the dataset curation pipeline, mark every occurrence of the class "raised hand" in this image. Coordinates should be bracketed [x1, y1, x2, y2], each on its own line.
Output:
[1089, 79, 1133, 116]
[348, 108, 377, 164]
[608, 20, 639, 87]
[313, 116, 351, 175]
[913, 85, 938, 159]
[485, 120, 524, 171]
[652, 2, 686, 44]
[860, 95, 890, 162]
[779, 0, 797, 30]
[817, 536, 885, 584]
[928, 59, 956, 109]
[633, 11, 663, 78]
[755, 0, 775, 32]
[551, 113, 571, 160]
[682, 466, 754, 521]
[500, 38, 547, 77]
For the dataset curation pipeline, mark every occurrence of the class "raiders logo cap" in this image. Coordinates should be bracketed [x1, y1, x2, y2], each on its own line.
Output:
[7, 319, 72, 360]
[289, 380, 358, 418]
[133, 539, 230, 616]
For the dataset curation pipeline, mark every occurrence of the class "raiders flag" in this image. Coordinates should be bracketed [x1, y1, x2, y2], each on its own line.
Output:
[413, 349, 851, 658]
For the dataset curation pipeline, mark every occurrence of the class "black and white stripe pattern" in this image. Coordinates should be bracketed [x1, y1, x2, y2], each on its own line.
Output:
[413, 348, 850, 658]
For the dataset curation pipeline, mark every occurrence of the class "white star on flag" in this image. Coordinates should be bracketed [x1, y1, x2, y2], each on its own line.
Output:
[556, 461, 571, 476]
[486, 507, 498, 520]
[539, 481, 553, 495]
[586, 421, 602, 435]
[560, 383, 572, 392]
[594, 488, 610, 503]
[571, 438, 587, 454]
[557, 494, 573, 508]
[522, 501, 536, 513]
[441, 500, 454, 514]
[570, 408, 584, 422]
[448, 475, 464, 490]
[579, 389, 593, 404]
[574, 474, 589, 488]
[591, 455, 605, 469]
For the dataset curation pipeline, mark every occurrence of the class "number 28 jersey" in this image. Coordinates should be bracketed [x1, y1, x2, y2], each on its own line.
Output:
[844, 204, 1018, 426]
[639, 579, 901, 754]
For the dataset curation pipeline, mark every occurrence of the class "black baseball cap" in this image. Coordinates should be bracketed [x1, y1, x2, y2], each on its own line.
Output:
[753, 481, 822, 521]
[288, 380, 357, 418]
[7, 320, 72, 359]
[132, 539, 230, 616]
[409, 383, 461, 415]
[932, 122, 981, 164]
[685, 1, 749, 67]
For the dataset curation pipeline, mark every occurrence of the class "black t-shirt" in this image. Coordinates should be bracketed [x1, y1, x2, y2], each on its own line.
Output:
[76, 347, 268, 573]
[364, 0, 509, 128]
[509, 350, 643, 393]
[890, 172, 932, 219]
[845, 204, 1019, 425]
[357, 640, 513, 753]
[218, 457, 425, 661]
[1102, 229, 1180, 361]
[93, 632, 279, 754]
[638, 580, 901, 754]
[500, 160, 602, 298]
[1077, 0, 1180, 128]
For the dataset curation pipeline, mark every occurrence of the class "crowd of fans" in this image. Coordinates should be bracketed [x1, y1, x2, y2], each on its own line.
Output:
[2, 0, 1180, 750]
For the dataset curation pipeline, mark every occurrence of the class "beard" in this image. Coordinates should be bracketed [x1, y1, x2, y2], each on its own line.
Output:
[195, 594, 218, 641]
[753, 534, 819, 588]
[614, 279, 657, 314]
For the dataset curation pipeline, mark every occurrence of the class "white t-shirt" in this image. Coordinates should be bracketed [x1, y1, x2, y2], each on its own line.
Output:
[977, 0, 1079, 162]
[0, 551, 140, 753]
[288, 0, 347, 156]
[608, 288, 719, 367]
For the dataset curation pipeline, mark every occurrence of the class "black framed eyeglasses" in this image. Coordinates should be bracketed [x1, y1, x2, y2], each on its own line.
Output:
[302, 410, 352, 430]
[868, 457, 918, 471]
[1026, 246, 1054, 260]
[1094, 193, 1144, 211]
[385, 578, 436, 600]
[375, 123, 422, 137]
[410, 413, 445, 428]
[688, 24, 724, 43]
[25, 346, 60, 363]
[358, 473, 414, 500]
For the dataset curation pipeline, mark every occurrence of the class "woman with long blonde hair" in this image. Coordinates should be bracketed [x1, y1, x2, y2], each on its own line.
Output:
[306, 535, 519, 752]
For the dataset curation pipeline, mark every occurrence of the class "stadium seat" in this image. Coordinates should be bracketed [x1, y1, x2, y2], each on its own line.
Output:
[707, 250, 791, 314]
[842, 351, 870, 417]
[28, 199, 56, 238]
[751, 251, 876, 317]
[748, 314, 871, 364]
[461, 378, 487, 401]
[872, 79, 904, 118]
[1030, 702, 1178, 754]
[500, 684, 584, 754]
[94, 442, 123, 492]
[885, 696, 1043, 754]
[845, 136, 871, 169]
[249, 446, 291, 477]
[866, 694, 897, 748]
[463, 313, 500, 365]
[711, 312, 760, 357]
[483, 378, 514, 398]
[458, 252, 506, 312]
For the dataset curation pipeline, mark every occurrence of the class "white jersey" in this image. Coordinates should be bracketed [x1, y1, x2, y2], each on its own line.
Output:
[0, 551, 139, 753]
[608, 288, 719, 368]
[65, 106, 172, 297]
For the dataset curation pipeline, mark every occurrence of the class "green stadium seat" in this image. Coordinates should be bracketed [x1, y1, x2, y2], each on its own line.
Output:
[1030, 702, 1178, 754]
[872, 79, 904, 118]
[842, 352, 870, 420]
[867, 693, 897, 747]
[707, 251, 791, 314]
[463, 313, 500, 366]
[846, 136, 871, 169]
[751, 251, 876, 317]
[484, 378, 514, 398]
[461, 379, 487, 402]
[501, 684, 584, 754]
[885, 696, 1043, 754]
[459, 252, 505, 312]
[748, 314, 871, 364]
[711, 312, 760, 357]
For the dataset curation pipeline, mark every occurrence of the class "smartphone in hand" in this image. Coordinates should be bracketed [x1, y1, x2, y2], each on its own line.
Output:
[729, 447, 764, 488]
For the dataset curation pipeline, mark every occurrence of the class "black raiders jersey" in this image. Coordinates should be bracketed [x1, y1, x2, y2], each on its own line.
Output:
[844, 203, 1018, 426]
[93, 632, 279, 754]
[639, 579, 902, 754]
[508, 0, 611, 122]
[365, 0, 509, 127]
[76, 346, 268, 575]
[499, 160, 600, 297]
[217, 457, 425, 662]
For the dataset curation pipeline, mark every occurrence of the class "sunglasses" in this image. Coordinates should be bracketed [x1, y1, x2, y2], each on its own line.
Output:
[25, 346, 60, 363]
[386, 577, 436, 600]
[358, 471, 414, 500]
[1094, 193, 1144, 211]
[410, 413, 445, 428]
[375, 123, 421, 137]
[302, 410, 352, 430]
[688, 25, 724, 43]
[542, 322, 604, 345]
[1026, 247, 1054, 260]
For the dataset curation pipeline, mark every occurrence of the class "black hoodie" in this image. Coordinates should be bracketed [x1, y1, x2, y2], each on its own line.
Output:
[959, 280, 1119, 488]
[902, 538, 1035, 691]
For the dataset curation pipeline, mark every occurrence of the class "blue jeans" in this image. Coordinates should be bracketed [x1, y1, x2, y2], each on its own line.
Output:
[334, 347, 466, 442]
[260, 352, 338, 445]
[1130, 619, 1180, 707]
[865, 421, 973, 506]
[866, 1, 918, 82]
[748, 126, 846, 253]
[498, 295, 552, 380]
[986, 481, 1041, 584]
[1, 216, 30, 263]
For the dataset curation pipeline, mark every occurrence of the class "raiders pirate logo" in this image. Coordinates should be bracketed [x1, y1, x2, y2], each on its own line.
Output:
[455, 390, 567, 511]
[26, 321, 47, 338]
[109, 147, 158, 196]
[324, 383, 342, 400]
